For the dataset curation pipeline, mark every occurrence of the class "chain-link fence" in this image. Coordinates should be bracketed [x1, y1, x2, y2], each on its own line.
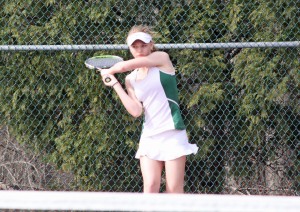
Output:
[0, 0, 299, 195]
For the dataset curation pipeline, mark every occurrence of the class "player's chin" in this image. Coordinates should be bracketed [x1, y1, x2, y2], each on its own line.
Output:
[135, 54, 147, 58]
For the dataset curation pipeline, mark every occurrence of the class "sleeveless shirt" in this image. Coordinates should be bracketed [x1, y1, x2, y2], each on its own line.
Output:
[128, 67, 186, 137]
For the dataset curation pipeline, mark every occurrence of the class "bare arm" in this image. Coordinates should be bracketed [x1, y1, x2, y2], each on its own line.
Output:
[100, 51, 175, 76]
[102, 74, 143, 118]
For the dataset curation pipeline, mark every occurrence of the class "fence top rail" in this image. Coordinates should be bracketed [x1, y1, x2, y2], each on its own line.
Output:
[0, 42, 299, 51]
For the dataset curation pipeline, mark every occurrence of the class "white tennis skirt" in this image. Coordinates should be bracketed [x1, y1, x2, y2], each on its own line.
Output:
[135, 130, 198, 161]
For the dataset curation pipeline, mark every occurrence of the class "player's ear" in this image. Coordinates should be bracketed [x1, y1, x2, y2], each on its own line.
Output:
[150, 42, 155, 52]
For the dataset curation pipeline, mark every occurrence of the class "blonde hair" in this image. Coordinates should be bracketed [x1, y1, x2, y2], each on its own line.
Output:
[127, 25, 158, 52]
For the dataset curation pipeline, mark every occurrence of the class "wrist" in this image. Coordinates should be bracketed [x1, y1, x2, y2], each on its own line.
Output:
[112, 81, 119, 88]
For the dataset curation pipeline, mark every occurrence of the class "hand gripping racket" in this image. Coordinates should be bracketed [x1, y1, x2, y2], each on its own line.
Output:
[85, 55, 123, 82]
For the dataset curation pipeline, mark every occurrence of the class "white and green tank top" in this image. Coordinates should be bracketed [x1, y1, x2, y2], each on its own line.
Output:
[128, 67, 186, 137]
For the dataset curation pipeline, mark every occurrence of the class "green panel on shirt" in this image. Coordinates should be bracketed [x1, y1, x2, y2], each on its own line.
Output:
[160, 71, 186, 130]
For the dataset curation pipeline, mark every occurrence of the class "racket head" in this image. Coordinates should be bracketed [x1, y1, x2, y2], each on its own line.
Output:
[85, 55, 123, 69]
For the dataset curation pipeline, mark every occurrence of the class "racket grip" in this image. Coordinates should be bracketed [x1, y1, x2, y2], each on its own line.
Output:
[104, 77, 111, 83]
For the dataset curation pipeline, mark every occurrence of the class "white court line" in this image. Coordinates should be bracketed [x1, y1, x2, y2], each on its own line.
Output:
[0, 191, 299, 212]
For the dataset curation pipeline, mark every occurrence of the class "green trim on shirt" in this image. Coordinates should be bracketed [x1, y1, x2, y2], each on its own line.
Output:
[159, 71, 186, 130]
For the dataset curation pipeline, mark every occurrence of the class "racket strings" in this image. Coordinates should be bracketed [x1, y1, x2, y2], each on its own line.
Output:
[86, 57, 123, 69]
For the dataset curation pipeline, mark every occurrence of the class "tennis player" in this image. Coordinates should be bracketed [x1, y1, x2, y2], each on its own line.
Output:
[100, 25, 198, 193]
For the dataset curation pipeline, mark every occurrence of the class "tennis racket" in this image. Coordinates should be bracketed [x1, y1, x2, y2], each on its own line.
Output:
[85, 55, 123, 82]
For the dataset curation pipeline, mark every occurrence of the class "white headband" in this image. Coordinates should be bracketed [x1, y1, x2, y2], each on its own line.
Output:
[127, 32, 152, 46]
